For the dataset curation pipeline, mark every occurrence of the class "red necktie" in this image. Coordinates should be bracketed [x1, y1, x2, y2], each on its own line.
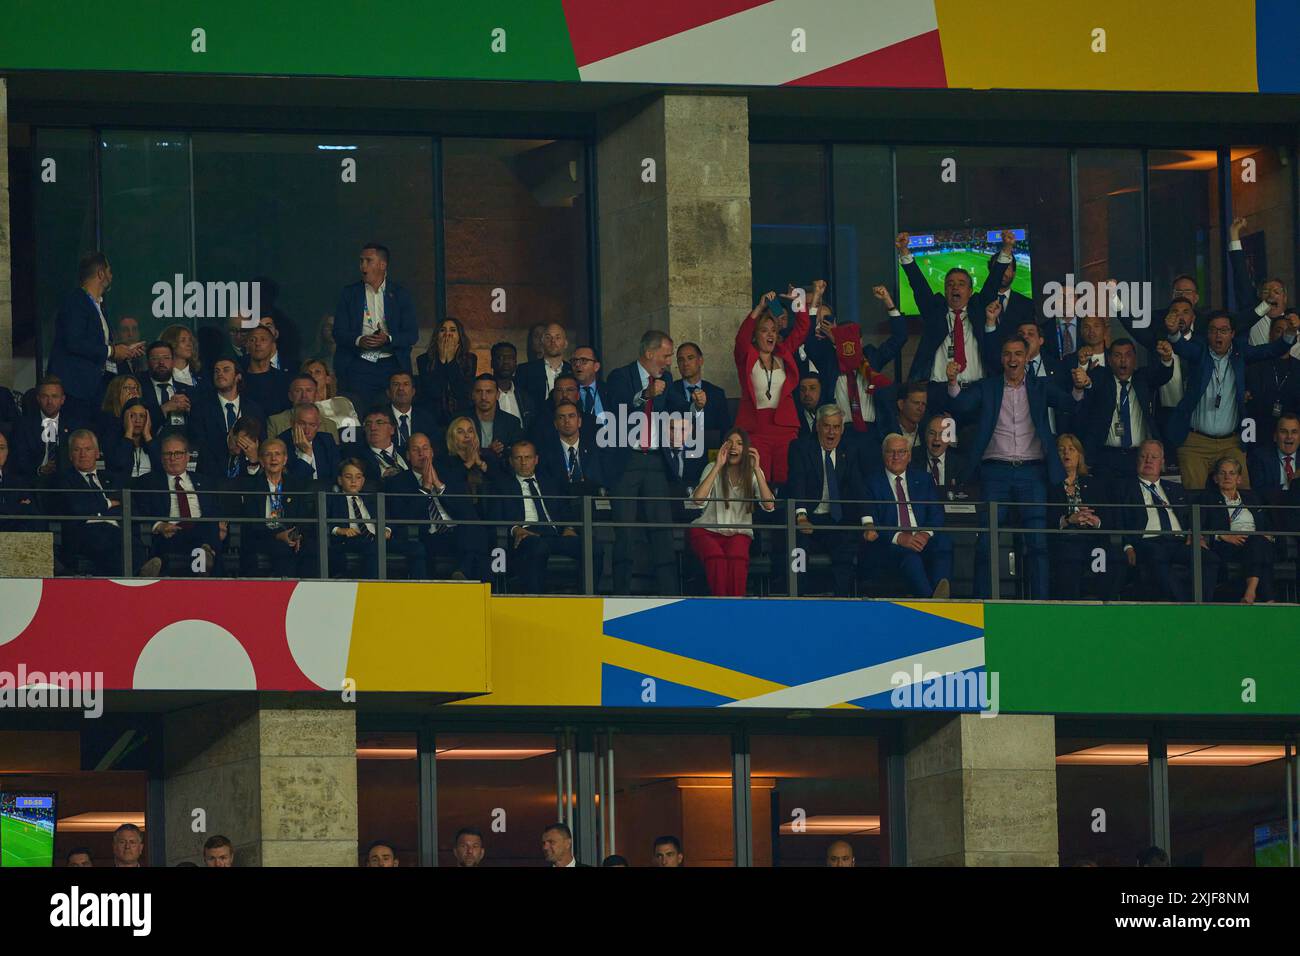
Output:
[1285, 455, 1295, 484]
[952, 309, 967, 370]
[930, 457, 941, 487]
[847, 372, 867, 432]
[895, 475, 912, 529]
[175, 476, 194, 530]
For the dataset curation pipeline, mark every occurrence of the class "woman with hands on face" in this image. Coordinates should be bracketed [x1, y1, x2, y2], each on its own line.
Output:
[686, 428, 775, 597]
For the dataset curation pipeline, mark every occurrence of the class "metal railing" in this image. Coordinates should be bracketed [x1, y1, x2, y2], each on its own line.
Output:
[2, 485, 1298, 602]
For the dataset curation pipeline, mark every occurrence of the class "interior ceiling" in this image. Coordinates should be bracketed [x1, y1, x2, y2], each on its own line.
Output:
[6, 71, 1300, 143]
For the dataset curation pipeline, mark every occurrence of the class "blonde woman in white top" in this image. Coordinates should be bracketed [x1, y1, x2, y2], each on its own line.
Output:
[687, 428, 776, 596]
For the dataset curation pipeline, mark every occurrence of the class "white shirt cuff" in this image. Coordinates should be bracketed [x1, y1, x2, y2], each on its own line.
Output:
[1255, 301, 1271, 317]
[899, 253, 914, 265]
[887, 309, 901, 317]
[996, 253, 1013, 263]
[1230, 239, 1243, 251]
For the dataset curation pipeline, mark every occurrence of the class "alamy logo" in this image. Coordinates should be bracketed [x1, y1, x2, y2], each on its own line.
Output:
[889, 665, 1000, 717]
[152, 275, 260, 325]
[1042, 276, 1152, 328]
[595, 407, 705, 458]
[50, 887, 151, 936]
[0, 665, 103, 718]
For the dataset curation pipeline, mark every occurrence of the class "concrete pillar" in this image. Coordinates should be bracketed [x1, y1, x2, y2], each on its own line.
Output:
[0, 533, 54, 577]
[163, 696, 357, 867]
[905, 713, 1059, 867]
[0, 77, 12, 388]
[596, 94, 751, 393]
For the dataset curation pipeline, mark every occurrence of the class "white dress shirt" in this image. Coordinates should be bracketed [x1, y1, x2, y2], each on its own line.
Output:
[1139, 480, 1183, 536]
[343, 494, 377, 537]
[497, 386, 522, 422]
[1104, 376, 1148, 448]
[360, 281, 393, 361]
[1222, 496, 1256, 533]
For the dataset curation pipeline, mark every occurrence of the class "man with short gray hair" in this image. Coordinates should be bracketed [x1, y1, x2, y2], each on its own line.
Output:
[862, 433, 952, 598]
[134, 431, 222, 576]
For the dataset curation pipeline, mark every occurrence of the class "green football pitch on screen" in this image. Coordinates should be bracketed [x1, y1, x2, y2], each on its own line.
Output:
[898, 252, 1034, 316]
[1, 814, 55, 867]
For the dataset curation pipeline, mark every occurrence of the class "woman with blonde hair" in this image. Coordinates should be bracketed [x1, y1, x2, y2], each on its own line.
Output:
[440, 416, 491, 501]
[97, 373, 143, 440]
[1046, 433, 1111, 600]
[104, 397, 160, 484]
[687, 428, 776, 596]
[160, 324, 204, 389]
[300, 358, 359, 429]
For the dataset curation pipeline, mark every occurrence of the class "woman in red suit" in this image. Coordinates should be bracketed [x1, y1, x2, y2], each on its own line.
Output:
[733, 280, 820, 485]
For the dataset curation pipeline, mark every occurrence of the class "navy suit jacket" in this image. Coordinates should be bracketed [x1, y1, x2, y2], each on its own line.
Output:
[1116, 477, 1190, 551]
[10, 411, 81, 482]
[985, 255, 1034, 329]
[47, 289, 111, 401]
[488, 470, 577, 532]
[537, 432, 608, 490]
[864, 467, 946, 533]
[910, 447, 970, 493]
[139, 377, 197, 436]
[945, 375, 1079, 484]
[785, 436, 867, 521]
[1246, 444, 1295, 505]
[333, 279, 419, 382]
[239, 368, 294, 418]
[1079, 365, 1172, 461]
[191, 393, 266, 477]
[1166, 332, 1293, 448]
[515, 360, 573, 412]
[902, 257, 1009, 382]
[602, 361, 674, 487]
[132, 470, 222, 549]
[474, 410, 524, 458]
[388, 405, 440, 454]
[664, 378, 732, 440]
[0, 468, 38, 531]
[282, 429, 342, 484]
[339, 442, 412, 486]
[57, 468, 122, 539]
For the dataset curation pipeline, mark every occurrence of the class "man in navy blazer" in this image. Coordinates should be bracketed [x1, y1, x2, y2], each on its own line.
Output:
[471, 374, 524, 466]
[333, 243, 418, 404]
[897, 231, 1014, 420]
[537, 400, 607, 497]
[134, 432, 222, 576]
[281, 404, 340, 484]
[786, 406, 871, 597]
[944, 334, 1088, 599]
[47, 253, 144, 421]
[57, 429, 129, 576]
[11, 377, 81, 484]
[384, 432, 488, 581]
[1165, 309, 1294, 491]
[666, 342, 732, 441]
[1247, 412, 1299, 505]
[515, 322, 572, 412]
[191, 358, 265, 479]
[862, 434, 952, 598]
[139, 340, 197, 437]
[1078, 337, 1172, 487]
[604, 331, 679, 596]
[984, 253, 1034, 330]
[489, 438, 596, 594]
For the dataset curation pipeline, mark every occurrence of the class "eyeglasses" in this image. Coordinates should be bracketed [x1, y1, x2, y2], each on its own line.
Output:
[162, 451, 189, 459]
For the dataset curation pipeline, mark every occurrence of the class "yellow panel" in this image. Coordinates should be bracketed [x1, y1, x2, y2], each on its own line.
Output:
[936, 0, 1258, 92]
[602, 636, 790, 702]
[455, 596, 606, 706]
[345, 582, 491, 693]
[894, 601, 984, 630]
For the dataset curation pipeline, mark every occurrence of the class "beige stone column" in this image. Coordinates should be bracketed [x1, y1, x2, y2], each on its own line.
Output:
[0, 77, 12, 388]
[164, 696, 357, 867]
[596, 94, 751, 393]
[905, 713, 1059, 866]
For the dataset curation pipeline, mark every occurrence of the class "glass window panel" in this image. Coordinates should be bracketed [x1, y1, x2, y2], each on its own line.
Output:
[750, 144, 828, 306]
[442, 139, 589, 371]
[1167, 740, 1291, 867]
[33, 129, 96, 373]
[751, 734, 884, 867]
[1076, 149, 1145, 346]
[435, 732, 559, 868]
[610, 733, 734, 867]
[1148, 148, 1221, 314]
[356, 730, 419, 867]
[1228, 145, 1294, 327]
[193, 133, 435, 373]
[99, 131, 193, 345]
[830, 145, 900, 375]
[1055, 737, 1151, 867]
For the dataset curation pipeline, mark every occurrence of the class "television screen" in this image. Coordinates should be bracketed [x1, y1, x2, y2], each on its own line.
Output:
[1253, 818, 1298, 867]
[1, 792, 57, 867]
[897, 227, 1031, 316]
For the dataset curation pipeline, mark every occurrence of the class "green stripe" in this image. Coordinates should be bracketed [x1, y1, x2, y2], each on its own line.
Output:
[985, 603, 1300, 716]
[0, 0, 579, 81]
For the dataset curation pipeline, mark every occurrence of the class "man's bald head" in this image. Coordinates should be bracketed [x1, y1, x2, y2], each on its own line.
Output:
[826, 840, 855, 867]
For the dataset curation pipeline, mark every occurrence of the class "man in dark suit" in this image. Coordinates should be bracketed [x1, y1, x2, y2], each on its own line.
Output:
[570, 345, 610, 424]
[57, 429, 128, 577]
[786, 405, 871, 597]
[385, 432, 488, 581]
[1244, 314, 1300, 428]
[239, 327, 294, 417]
[896, 230, 1014, 420]
[1229, 216, 1289, 345]
[0, 432, 37, 532]
[1247, 412, 1300, 504]
[515, 322, 571, 412]
[792, 376, 822, 442]
[537, 401, 607, 498]
[265, 375, 342, 443]
[471, 374, 523, 467]
[1078, 337, 1172, 488]
[985, 252, 1034, 330]
[492, 341, 536, 432]
[862, 433, 952, 598]
[46, 252, 144, 422]
[666, 342, 732, 442]
[237, 438, 316, 577]
[1118, 438, 1219, 602]
[944, 335, 1088, 599]
[385, 371, 437, 455]
[333, 242, 419, 405]
[192, 358, 265, 478]
[342, 407, 411, 485]
[282, 404, 340, 484]
[139, 340, 196, 437]
[490, 439, 594, 594]
[11, 377, 80, 484]
[134, 432, 222, 576]
[1166, 309, 1295, 491]
[913, 413, 969, 498]
[604, 331, 678, 596]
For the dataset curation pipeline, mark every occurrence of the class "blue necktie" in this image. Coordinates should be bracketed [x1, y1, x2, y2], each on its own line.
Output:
[224, 401, 237, 431]
[567, 445, 582, 481]
[398, 414, 410, 448]
[582, 386, 594, 415]
[1118, 382, 1133, 448]
[824, 450, 842, 522]
[1145, 482, 1172, 531]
